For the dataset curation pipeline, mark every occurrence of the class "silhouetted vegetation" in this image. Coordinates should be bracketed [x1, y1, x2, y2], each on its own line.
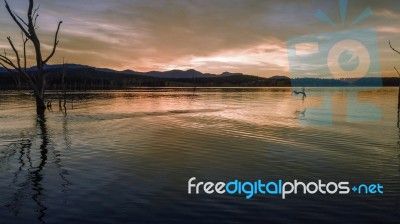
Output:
[1, 65, 399, 90]
[0, 66, 292, 89]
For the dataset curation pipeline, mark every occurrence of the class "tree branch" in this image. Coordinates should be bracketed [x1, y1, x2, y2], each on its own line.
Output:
[0, 55, 36, 85]
[32, 4, 40, 27]
[33, 4, 39, 18]
[0, 62, 15, 73]
[0, 39, 36, 85]
[33, 14, 39, 28]
[389, 40, 400, 55]
[3, 64, 39, 92]
[4, 0, 30, 38]
[15, 13, 28, 27]
[0, 55, 17, 69]
[0, 53, 10, 64]
[43, 21, 62, 64]
[21, 32, 28, 71]
[0, 54, 17, 69]
[7, 36, 22, 69]
[395, 66, 400, 78]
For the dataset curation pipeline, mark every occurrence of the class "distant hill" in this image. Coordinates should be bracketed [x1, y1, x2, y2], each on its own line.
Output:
[0, 63, 398, 90]
[29, 64, 245, 79]
[128, 69, 247, 78]
[138, 69, 215, 78]
[0, 64, 291, 89]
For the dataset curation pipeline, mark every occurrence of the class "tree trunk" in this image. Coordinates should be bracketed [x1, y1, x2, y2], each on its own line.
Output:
[36, 94, 46, 115]
[398, 78, 400, 128]
[34, 72, 46, 114]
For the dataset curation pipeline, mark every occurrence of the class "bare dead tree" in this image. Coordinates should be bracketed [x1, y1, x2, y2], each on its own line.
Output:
[62, 57, 67, 108]
[389, 41, 400, 127]
[0, 0, 62, 114]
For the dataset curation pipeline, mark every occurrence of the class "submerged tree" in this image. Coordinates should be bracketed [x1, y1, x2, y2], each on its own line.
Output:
[389, 41, 400, 127]
[0, 0, 62, 114]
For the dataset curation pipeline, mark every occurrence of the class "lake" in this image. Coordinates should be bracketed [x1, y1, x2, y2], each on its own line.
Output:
[0, 87, 399, 223]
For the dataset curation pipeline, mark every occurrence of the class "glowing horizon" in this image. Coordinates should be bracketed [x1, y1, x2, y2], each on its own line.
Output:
[1, 0, 400, 77]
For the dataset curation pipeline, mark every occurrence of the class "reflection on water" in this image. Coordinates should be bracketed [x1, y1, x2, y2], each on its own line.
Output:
[398, 85, 400, 128]
[1, 113, 71, 223]
[0, 88, 399, 223]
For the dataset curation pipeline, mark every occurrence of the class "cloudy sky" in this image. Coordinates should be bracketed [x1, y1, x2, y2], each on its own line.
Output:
[1, 0, 400, 77]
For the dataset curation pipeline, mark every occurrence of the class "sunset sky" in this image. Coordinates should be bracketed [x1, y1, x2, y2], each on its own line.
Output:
[1, 0, 400, 77]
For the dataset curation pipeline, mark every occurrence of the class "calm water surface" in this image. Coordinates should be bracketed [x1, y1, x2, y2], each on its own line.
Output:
[0, 88, 399, 223]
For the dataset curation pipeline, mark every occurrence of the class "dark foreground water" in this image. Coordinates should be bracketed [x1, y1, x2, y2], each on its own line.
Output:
[0, 88, 399, 223]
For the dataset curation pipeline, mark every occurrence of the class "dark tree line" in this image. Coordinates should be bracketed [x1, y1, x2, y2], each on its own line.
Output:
[2, 67, 400, 90]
